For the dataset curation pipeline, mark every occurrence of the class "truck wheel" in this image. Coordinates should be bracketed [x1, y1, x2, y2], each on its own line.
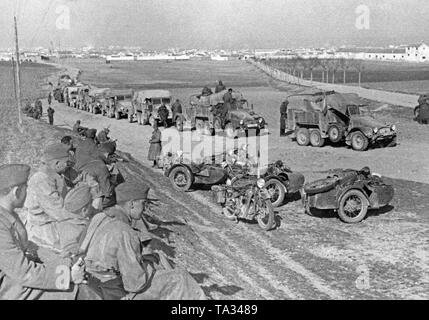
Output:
[127, 113, 133, 123]
[225, 123, 238, 138]
[328, 125, 343, 143]
[266, 179, 286, 208]
[296, 128, 310, 146]
[214, 118, 223, 130]
[338, 189, 368, 223]
[351, 131, 369, 151]
[175, 117, 184, 131]
[115, 111, 120, 120]
[310, 130, 325, 147]
[203, 121, 212, 135]
[169, 166, 194, 192]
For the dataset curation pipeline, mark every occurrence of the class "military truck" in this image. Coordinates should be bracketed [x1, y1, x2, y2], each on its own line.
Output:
[286, 91, 397, 151]
[88, 88, 110, 114]
[76, 86, 91, 111]
[103, 89, 134, 121]
[66, 86, 81, 108]
[175, 89, 265, 137]
[131, 90, 173, 125]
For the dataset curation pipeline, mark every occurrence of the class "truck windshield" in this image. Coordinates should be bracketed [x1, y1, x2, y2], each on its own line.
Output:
[347, 105, 361, 116]
[152, 98, 161, 105]
[162, 98, 171, 105]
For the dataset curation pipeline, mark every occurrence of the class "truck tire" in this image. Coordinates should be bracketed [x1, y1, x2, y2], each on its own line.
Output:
[266, 179, 286, 208]
[338, 189, 368, 224]
[225, 123, 238, 138]
[310, 129, 325, 147]
[351, 131, 369, 151]
[127, 113, 133, 123]
[175, 117, 184, 132]
[214, 118, 223, 130]
[296, 128, 310, 146]
[328, 125, 343, 143]
[115, 111, 120, 120]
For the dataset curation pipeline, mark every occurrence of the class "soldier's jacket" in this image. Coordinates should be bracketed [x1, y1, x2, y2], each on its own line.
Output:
[83, 207, 154, 294]
[0, 206, 71, 300]
[24, 166, 83, 251]
[78, 159, 113, 199]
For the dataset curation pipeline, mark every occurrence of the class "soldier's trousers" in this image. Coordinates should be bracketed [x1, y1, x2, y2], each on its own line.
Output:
[280, 114, 287, 134]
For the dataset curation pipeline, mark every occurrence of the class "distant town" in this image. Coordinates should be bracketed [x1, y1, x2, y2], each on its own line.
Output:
[0, 42, 428, 63]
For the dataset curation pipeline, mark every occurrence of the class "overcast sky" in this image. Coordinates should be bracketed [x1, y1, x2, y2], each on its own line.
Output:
[1, 0, 428, 49]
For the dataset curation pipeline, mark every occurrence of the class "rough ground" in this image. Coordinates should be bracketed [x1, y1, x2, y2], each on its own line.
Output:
[31, 60, 428, 300]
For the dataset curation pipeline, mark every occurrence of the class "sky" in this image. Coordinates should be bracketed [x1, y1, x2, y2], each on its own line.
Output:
[1, 0, 429, 50]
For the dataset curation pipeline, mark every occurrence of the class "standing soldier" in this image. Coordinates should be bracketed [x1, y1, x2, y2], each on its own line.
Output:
[157, 104, 169, 128]
[148, 122, 162, 168]
[35, 99, 43, 120]
[171, 99, 182, 124]
[280, 99, 289, 136]
[47, 106, 55, 125]
[48, 91, 52, 106]
[0, 164, 86, 300]
[215, 80, 226, 93]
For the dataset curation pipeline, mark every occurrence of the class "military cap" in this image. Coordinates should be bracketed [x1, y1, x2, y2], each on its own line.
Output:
[43, 143, 70, 161]
[64, 185, 92, 213]
[0, 164, 31, 190]
[116, 181, 150, 203]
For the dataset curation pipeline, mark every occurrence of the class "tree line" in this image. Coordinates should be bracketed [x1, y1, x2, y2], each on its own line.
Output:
[257, 57, 366, 86]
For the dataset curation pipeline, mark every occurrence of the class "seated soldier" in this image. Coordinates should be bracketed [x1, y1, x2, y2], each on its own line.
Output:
[0, 164, 86, 300]
[157, 104, 169, 128]
[79, 181, 206, 300]
[23, 144, 85, 252]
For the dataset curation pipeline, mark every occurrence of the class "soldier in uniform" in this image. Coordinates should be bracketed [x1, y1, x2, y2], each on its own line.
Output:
[96, 128, 110, 144]
[171, 99, 182, 124]
[280, 99, 289, 136]
[48, 91, 52, 106]
[80, 181, 206, 300]
[148, 122, 162, 168]
[47, 106, 55, 125]
[215, 80, 226, 93]
[35, 99, 43, 120]
[0, 164, 86, 300]
[23, 144, 83, 252]
[157, 104, 169, 128]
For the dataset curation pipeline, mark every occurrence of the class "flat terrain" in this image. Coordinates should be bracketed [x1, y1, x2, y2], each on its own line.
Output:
[1, 60, 428, 299]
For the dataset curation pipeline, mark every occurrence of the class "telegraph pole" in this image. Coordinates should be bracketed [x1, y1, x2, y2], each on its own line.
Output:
[14, 16, 23, 126]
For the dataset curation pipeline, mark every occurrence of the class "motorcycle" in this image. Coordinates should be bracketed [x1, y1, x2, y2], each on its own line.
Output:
[212, 162, 275, 231]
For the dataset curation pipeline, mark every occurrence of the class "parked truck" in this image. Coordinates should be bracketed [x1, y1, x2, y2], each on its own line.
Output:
[131, 90, 173, 125]
[175, 89, 265, 137]
[286, 91, 397, 151]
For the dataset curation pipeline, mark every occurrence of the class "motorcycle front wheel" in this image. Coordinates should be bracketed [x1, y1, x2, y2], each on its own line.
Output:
[223, 199, 238, 221]
[256, 199, 275, 231]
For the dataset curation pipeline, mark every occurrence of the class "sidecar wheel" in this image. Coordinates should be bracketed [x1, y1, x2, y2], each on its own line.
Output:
[169, 166, 194, 192]
[266, 179, 286, 208]
[338, 189, 368, 223]
[256, 199, 275, 231]
[222, 205, 237, 221]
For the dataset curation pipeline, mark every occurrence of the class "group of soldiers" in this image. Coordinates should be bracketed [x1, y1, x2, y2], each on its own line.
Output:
[22, 94, 55, 125]
[201, 80, 233, 128]
[0, 127, 206, 300]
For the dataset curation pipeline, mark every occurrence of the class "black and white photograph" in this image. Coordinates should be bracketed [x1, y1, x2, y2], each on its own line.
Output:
[0, 0, 427, 304]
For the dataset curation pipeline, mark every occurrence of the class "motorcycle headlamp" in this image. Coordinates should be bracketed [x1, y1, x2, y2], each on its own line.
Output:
[373, 127, 378, 134]
[391, 125, 396, 131]
[257, 178, 266, 189]
[258, 118, 264, 123]
[240, 120, 244, 125]
[226, 179, 232, 186]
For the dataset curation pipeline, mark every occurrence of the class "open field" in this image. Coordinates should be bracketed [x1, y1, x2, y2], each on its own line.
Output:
[1, 61, 428, 299]
[357, 80, 429, 95]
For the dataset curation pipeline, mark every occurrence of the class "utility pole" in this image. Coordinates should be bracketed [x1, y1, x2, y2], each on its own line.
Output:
[14, 16, 23, 126]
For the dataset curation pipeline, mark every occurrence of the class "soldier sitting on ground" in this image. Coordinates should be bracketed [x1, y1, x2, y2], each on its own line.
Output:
[79, 181, 207, 300]
[0, 164, 86, 300]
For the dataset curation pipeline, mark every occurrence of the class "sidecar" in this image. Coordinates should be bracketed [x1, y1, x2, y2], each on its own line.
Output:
[161, 153, 228, 192]
[302, 167, 394, 223]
